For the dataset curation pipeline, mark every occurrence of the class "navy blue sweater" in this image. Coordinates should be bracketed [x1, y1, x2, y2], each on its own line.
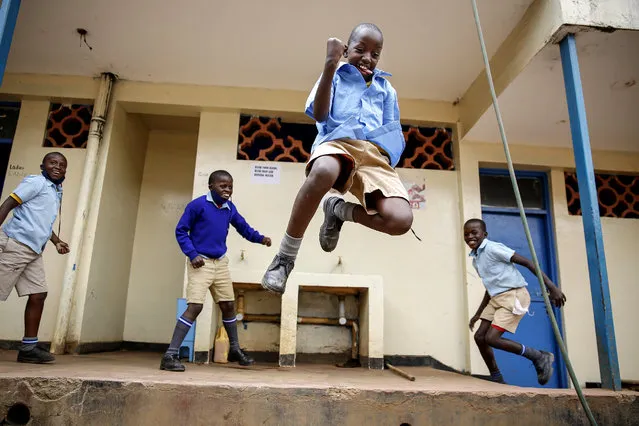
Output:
[176, 194, 264, 260]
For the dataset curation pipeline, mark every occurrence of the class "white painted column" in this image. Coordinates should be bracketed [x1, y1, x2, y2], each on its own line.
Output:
[190, 110, 241, 362]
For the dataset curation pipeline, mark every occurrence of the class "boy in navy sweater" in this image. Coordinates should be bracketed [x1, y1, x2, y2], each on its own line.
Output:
[160, 170, 271, 372]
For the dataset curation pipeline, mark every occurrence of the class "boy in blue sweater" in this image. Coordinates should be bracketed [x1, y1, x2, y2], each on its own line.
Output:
[262, 23, 412, 293]
[160, 170, 271, 372]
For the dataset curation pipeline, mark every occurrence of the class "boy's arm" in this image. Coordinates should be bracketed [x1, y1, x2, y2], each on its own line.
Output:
[0, 176, 44, 225]
[175, 204, 200, 261]
[230, 208, 270, 246]
[511, 253, 567, 307]
[382, 86, 401, 125]
[469, 291, 491, 331]
[50, 231, 70, 254]
[310, 38, 345, 122]
[0, 197, 19, 226]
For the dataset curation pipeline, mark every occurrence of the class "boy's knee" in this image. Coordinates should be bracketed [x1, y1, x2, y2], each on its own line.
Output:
[307, 158, 340, 189]
[474, 331, 486, 346]
[484, 332, 500, 347]
[387, 209, 413, 236]
[218, 301, 235, 316]
[186, 303, 203, 317]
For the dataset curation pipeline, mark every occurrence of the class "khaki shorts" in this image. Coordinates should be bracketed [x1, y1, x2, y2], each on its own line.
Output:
[0, 231, 47, 301]
[186, 256, 234, 304]
[306, 139, 409, 214]
[480, 287, 531, 334]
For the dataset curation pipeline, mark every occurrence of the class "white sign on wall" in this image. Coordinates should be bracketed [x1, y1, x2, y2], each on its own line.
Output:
[250, 163, 281, 184]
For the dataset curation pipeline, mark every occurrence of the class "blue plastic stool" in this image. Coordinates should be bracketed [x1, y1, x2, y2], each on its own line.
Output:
[176, 298, 196, 362]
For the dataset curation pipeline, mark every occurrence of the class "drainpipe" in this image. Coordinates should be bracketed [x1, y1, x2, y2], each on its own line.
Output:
[50, 73, 116, 354]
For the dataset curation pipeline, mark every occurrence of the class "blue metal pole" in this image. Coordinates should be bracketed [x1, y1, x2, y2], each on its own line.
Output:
[559, 34, 621, 391]
[0, 0, 21, 87]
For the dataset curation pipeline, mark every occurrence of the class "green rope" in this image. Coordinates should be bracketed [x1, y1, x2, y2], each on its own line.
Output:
[469, 1, 597, 425]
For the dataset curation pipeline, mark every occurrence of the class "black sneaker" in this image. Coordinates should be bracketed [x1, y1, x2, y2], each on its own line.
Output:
[533, 351, 555, 385]
[489, 375, 506, 384]
[319, 196, 344, 252]
[261, 254, 294, 294]
[17, 346, 55, 364]
[228, 347, 254, 366]
[160, 353, 186, 372]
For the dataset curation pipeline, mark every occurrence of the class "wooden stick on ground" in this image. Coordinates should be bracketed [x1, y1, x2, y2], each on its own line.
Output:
[385, 362, 415, 381]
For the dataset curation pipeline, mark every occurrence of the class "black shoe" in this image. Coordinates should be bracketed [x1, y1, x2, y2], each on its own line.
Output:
[228, 347, 254, 366]
[489, 375, 506, 384]
[319, 196, 344, 252]
[17, 346, 55, 364]
[261, 254, 295, 294]
[160, 353, 185, 372]
[533, 351, 554, 385]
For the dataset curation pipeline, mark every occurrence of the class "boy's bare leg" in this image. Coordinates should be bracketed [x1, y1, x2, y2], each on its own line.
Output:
[286, 156, 342, 238]
[262, 156, 341, 294]
[319, 189, 413, 253]
[474, 320, 503, 383]
[352, 190, 413, 235]
[474, 320, 499, 371]
[24, 292, 47, 338]
[484, 324, 555, 385]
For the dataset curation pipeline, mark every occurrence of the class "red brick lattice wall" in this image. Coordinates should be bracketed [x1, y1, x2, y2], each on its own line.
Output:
[565, 172, 639, 219]
[236, 114, 454, 170]
[43, 104, 93, 149]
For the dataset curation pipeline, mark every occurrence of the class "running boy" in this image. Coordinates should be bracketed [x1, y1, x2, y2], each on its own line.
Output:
[0, 152, 70, 364]
[262, 23, 412, 293]
[160, 170, 272, 372]
[464, 218, 566, 385]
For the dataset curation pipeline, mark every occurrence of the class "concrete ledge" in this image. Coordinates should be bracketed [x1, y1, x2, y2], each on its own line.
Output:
[1, 375, 637, 426]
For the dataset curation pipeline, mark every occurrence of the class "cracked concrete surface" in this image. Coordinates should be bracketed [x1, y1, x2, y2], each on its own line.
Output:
[1, 351, 637, 425]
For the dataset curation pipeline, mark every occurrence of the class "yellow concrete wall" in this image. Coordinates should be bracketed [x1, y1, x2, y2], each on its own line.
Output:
[460, 141, 639, 383]
[124, 130, 197, 343]
[3, 75, 636, 382]
[79, 106, 149, 343]
[0, 100, 86, 341]
[192, 111, 467, 369]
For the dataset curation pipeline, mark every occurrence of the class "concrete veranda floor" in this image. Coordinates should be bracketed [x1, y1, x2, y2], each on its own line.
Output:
[1, 350, 637, 425]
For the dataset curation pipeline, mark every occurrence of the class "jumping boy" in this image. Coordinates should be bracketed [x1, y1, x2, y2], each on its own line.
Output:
[464, 218, 566, 385]
[262, 23, 412, 293]
[160, 170, 272, 372]
[0, 152, 70, 364]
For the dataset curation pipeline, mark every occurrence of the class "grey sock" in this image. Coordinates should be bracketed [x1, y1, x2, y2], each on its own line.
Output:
[19, 337, 38, 352]
[333, 200, 357, 222]
[223, 318, 240, 351]
[279, 233, 302, 259]
[166, 316, 193, 355]
[522, 345, 542, 362]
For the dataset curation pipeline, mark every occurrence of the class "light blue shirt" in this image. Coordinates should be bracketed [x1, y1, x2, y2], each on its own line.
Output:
[305, 63, 405, 167]
[469, 239, 527, 297]
[3, 174, 62, 254]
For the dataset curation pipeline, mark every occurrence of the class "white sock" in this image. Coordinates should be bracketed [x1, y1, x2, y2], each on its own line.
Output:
[279, 233, 302, 259]
[334, 200, 357, 222]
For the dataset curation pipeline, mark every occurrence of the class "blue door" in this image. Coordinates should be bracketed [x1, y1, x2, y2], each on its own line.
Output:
[479, 170, 567, 388]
